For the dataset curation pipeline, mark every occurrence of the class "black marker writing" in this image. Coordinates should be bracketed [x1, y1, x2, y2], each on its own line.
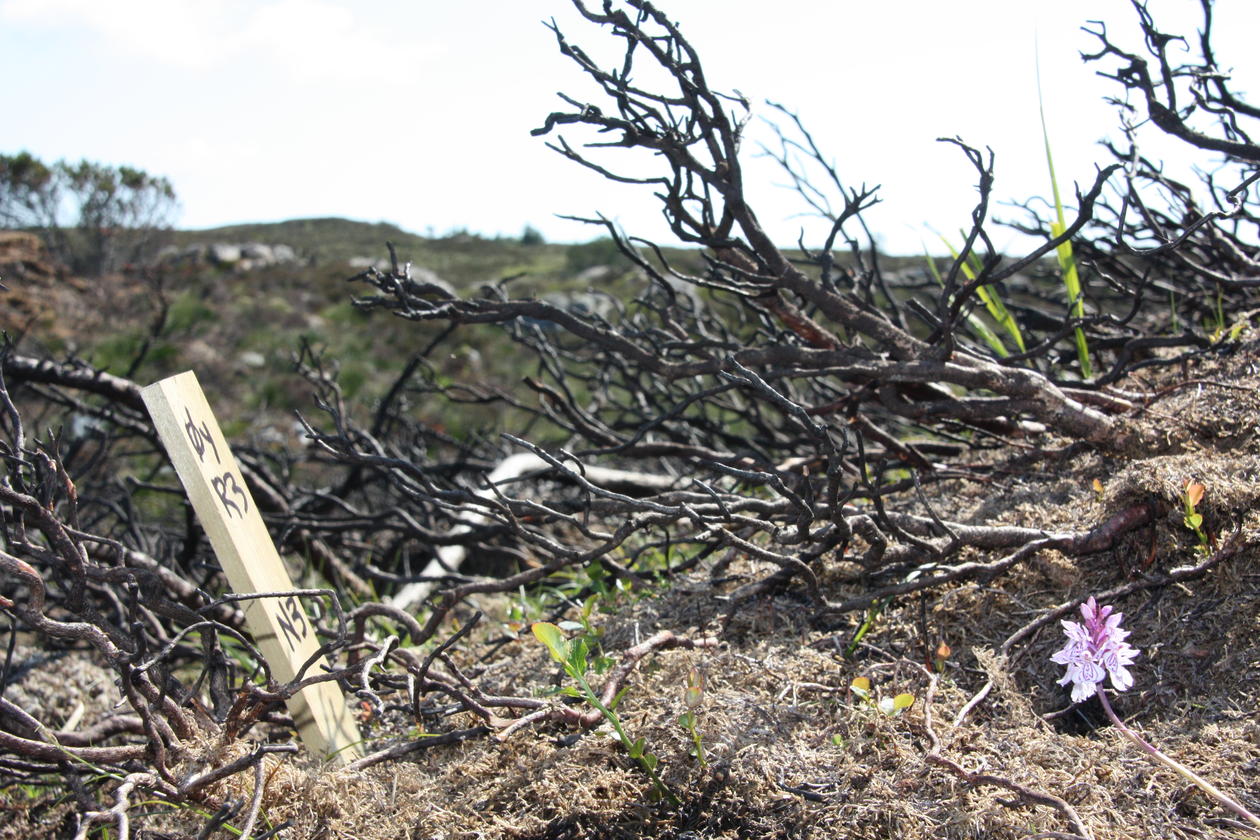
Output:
[211, 472, 249, 519]
[183, 406, 219, 464]
[276, 595, 309, 651]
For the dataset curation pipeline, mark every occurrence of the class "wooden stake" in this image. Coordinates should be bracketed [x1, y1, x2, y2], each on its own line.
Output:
[142, 371, 362, 764]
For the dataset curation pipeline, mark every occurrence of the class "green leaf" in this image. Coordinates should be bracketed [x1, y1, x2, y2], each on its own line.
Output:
[893, 693, 915, 712]
[609, 684, 631, 711]
[643, 753, 659, 771]
[1038, 57, 1092, 378]
[1185, 512, 1203, 530]
[951, 232, 1026, 353]
[928, 243, 1013, 357]
[629, 737, 645, 758]
[581, 593, 600, 619]
[569, 637, 589, 674]
[531, 621, 568, 663]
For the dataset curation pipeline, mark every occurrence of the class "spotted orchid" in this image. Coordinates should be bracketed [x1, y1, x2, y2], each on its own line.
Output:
[1046, 595, 1260, 830]
[1050, 596, 1140, 703]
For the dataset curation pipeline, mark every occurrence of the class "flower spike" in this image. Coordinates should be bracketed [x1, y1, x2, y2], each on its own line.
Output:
[1050, 596, 1140, 703]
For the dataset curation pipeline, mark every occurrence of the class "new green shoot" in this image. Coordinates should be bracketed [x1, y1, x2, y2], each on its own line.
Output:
[532, 622, 679, 806]
[677, 667, 708, 768]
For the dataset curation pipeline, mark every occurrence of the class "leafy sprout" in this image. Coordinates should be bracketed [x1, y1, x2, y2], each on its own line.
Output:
[677, 667, 708, 768]
[532, 622, 679, 806]
[1182, 480, 1212, 554]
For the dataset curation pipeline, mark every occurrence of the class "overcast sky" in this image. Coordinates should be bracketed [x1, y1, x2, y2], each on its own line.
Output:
[2, 1, 1256, 255]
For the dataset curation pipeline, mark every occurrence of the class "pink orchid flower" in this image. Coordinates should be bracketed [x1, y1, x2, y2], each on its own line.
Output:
[1047, 595, 1260, 830]
[1050, 596, 1140, 703]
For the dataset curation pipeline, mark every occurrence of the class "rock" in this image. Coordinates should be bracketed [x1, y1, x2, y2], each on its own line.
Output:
[271, 243, 297, 263]
[207, 243, 242, 265]
[162, 242, 298, 269]
[411, 266, 446, 286]
[575, 265, 615, 285]
[177, 244, 207, 264]
[240, 243, 274, 262]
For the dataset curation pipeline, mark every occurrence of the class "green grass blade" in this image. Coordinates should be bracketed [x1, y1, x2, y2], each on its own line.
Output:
[1037, 56, 1092, 378]
[950, 232, 1026, 353]
[927, 244, 1013, 358]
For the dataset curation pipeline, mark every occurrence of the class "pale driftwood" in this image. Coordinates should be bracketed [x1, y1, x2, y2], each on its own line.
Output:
[388, 453, 677, 613]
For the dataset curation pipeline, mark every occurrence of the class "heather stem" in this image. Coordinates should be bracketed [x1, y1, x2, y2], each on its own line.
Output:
[1097, 690, 1260, 831]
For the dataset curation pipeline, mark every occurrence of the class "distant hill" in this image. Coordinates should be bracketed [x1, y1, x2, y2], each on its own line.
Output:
[167, 217, 636, 290]
[168, 216, 931, 286]
[171, 217, 435, 265]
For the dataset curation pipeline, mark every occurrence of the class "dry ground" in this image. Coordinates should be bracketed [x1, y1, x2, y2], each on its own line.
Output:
[3, 345, 1258, 839]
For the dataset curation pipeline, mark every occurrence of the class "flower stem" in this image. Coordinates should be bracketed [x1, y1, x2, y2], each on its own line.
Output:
[1097, 690, 1260, 831]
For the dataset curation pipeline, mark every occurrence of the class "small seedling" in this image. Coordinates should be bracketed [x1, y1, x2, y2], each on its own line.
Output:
[850, 676, 915, 718]
[845, 597, 890, 658]
[677, 667, 708, 768]
[1206, 286, 1249, 343]
[532, 622, 678, 805]
[933, 641, 952, 674]
[1181, 480, 1212, 554]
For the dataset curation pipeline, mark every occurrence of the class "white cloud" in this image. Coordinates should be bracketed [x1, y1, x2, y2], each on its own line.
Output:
[0, 0, 441, 82]
[238, 0, 442, 84]
[1, 0, 229, 66]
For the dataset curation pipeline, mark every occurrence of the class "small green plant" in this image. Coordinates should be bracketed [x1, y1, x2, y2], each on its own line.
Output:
[677, 667, 708, 768]
[556, 595, 614, 674]
[845, 597, 890, 658]
[1181, 480, 1212, 554]
[931, 236, 1026, 357]
[1205, 286, 1248, 343]
[849, 676, 915, 718]
[532, 621, 679, 806]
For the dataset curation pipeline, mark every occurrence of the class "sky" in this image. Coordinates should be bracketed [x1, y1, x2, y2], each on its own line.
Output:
[2, 1, 1256, 256]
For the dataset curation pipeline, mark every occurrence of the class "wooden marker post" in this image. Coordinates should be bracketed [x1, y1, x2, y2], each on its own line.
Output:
[142, 371, 362, 764]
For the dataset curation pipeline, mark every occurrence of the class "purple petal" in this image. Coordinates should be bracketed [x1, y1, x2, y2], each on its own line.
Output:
[1061, 620, 1089, 644]
[1079, 597, 1098, 623]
